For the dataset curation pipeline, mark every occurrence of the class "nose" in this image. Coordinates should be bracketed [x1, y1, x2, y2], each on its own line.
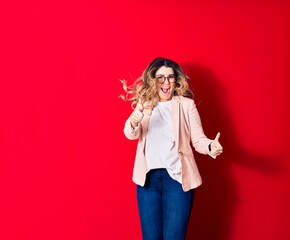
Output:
[163, 77, 170, 84]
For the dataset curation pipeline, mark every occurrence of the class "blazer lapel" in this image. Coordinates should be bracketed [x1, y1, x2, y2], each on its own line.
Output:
[171, 96, 180, 147]
[141, 107, 151, 138]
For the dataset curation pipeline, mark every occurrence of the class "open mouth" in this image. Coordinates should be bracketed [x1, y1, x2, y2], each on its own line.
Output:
[161, 86, 170, 93]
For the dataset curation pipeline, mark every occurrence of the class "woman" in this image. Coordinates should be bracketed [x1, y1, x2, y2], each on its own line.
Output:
[121, 57, 223, 240]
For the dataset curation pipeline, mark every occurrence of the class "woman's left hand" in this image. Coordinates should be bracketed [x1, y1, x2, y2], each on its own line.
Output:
[210, 132, 223, 157]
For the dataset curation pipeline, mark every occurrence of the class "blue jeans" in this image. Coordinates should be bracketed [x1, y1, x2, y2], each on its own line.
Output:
[137, 169, 194, 240]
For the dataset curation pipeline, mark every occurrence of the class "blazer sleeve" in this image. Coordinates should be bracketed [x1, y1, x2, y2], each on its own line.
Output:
[123, 117, 141, 140]
[188, 100, 212, 155]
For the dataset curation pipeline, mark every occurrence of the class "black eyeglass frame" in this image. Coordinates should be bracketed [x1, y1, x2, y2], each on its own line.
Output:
[155, 74, 176, 84]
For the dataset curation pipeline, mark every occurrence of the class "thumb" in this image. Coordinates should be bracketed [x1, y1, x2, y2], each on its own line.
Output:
[214, 132, 220, 142]
[137, 98, 144, 112]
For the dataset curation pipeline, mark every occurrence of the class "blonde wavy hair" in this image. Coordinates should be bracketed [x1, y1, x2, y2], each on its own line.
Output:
[120, 57, 193, 109]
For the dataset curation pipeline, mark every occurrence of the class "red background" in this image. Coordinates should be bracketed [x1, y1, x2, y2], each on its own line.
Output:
[1, 0, 290, 239]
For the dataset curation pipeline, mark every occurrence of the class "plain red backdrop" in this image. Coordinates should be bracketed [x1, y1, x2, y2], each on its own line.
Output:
[1, 0, 290, 239]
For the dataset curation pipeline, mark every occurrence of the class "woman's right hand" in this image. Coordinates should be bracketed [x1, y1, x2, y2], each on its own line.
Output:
[130, 99, 144, 129]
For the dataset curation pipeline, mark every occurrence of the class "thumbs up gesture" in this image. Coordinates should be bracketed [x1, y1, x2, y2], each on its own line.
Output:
[210, 132, 223, 157]
[130, 99, 144, 129]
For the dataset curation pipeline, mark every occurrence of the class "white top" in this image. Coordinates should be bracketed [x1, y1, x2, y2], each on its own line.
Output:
[145, 100, 182, 183]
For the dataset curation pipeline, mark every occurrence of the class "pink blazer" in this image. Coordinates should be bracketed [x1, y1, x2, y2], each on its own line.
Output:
[124, 96, 213, 192]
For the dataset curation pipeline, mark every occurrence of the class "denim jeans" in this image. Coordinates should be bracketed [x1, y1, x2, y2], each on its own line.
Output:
[137, 169, 194, 240]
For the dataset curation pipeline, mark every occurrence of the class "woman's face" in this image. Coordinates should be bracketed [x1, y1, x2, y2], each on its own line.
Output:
[155, 66, 175, 102]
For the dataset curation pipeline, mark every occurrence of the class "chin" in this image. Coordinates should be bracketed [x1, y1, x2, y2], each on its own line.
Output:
[159, 94, 173, 102]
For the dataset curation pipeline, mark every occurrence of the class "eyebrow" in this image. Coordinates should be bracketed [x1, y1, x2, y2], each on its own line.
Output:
[155, 74, 175, 76]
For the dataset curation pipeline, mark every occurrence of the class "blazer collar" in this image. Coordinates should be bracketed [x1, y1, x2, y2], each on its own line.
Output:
[172, 96, 182, 102]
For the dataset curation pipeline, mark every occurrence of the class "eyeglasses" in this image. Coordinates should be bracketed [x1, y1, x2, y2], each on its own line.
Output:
[155, 74, 176, 84]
